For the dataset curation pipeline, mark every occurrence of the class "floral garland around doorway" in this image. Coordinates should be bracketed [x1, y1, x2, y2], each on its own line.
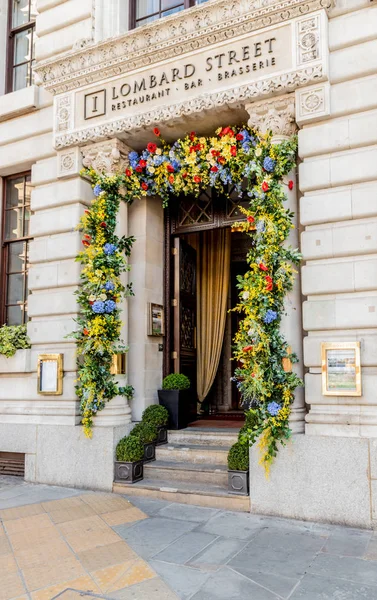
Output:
[75, 125, 303, 472]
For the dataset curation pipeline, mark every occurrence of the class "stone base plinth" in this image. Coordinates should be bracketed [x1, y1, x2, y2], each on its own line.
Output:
[250, 434, 377, 529]
[0, 422, 132, 492]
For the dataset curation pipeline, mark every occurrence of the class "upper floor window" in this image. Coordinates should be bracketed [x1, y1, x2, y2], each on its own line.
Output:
[130, 0, 208, 29]
[1, 173, 32, 325]
[7, 0, 37, 92]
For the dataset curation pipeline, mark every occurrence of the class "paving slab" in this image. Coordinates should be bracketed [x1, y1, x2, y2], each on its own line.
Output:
[111, 577, 180, 599]
[157, 502, 219, 523]
[153, 531, 216, 564]
[308, 553, 377, 586]
[188, 537, 248, 572]
[190, 566, 280, 600]
[290, 573, 377, 599]
[150, 560, 210, 600]
[322, 526, 373, 557]
[198, 510, 264, 540]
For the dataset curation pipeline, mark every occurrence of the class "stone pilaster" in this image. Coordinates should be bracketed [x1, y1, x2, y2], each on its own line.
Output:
[245, 95, 306, 433]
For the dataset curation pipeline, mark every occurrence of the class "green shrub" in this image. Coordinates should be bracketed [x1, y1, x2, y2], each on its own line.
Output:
[162, 373, 190, 390]
[238, 409, 260, 441]
[116, 436, 144, 462]
[0, 324, 31, 358]
[227, 442, 249, 471]
[129, 422, 158, 443]
[142, 404, 169, 427]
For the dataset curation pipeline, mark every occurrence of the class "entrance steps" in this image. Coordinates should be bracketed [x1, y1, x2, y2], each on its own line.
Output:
[113, 427, 249, 512]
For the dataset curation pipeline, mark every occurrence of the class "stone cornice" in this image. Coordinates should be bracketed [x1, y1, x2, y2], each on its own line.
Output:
[35, 0, 334, 96]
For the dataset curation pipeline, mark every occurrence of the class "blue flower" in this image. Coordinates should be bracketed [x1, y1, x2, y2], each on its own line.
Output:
[105, 281, 115, 291]
[93, 184, 103, 197]
[104, 299, 117, 313]
[128, 151, 139, 168]
[103, 243, 117, 256]
[92, 300, 105, 314]
[263, 157, 276, 172]
[171, 159, 181, 171]
[242, 143, 250, 154]
[256, 220, 265, 233]
[267, 401, 281, 416]
[153, 155, 164, 166]
[263, 309, 278, 324]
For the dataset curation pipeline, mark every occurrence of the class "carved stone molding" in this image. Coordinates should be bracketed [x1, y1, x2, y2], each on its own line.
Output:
[295, 81, 330, 125]
[55, 64, 322, 149]
[245, 94, 297, 140]
[35, 0, 334, 95]
[57, 147, 83, 179]
[81, 139, 131, 174]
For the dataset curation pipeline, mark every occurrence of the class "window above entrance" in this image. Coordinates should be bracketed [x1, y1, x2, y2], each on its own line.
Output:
[130, 0, 208, 29]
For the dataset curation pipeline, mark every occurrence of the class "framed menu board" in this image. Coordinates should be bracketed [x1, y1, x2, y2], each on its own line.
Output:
[321, 342, 361, 396]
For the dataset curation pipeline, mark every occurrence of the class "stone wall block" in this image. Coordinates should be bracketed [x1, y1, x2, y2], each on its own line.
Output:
[29, 259, 80, 290]
[302, 220, 377, 260]
[30, 203, 86, 237]
[35, 19, 93, 61]
[28, 316, 78, 344]
[36, 0, 92, 36]
[331, 74, 377, 119]
[330, 39, 377, 85]
[29, 232, 82, 264]
[28, 288, 78, 317]
[303, 299, 336, 331]
[304, 330, 377, 368]
[0, 132, 54, 176]
[300, 187, 352, 226]
[0, 106, 52, 147]
[329, 4, 377, 52]
[31, 178, 93, 211]
[299, 157, 331, 192]
[301, 227, 334, 260]
[32, 156, 58, 186]
[302, 261, 355, 295]
[304, 295, 377, 331]
[305, 370, 377, 407]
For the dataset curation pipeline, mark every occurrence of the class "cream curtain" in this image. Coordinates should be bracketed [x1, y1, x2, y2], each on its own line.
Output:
[197, 228, 231, 402]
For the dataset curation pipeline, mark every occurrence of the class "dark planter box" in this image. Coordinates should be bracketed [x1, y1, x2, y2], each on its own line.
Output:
[158, 389, 191, 430]
[143, 442, 156, 463]
[228, 469, 249, 496]
[156, 425, 168, 446]
[114, 460, 143, 484]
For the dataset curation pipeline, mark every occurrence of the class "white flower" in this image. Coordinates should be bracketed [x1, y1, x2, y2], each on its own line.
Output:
[248, 329, 254, 337]
[255, 147, 262, 157]
[156, 148, 162, 155]
[89, 295, 96, 302]
[99, 293, 107, 301]
[242, 291, 250, 300]
[148, 167, 155, 174]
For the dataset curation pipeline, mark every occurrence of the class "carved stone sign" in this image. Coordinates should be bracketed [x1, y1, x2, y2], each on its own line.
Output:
[76, 25, 291, 128]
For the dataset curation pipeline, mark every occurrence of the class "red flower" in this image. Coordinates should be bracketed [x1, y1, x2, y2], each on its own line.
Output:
[83, 328, 89, 336]
[147, 142, 157, 153]
[265, 276, 272, 283]
[139, 159, 147, 168]
[190, 146, 196, 153]
[220, 127, 234, 137]
[136, 165, 143, 173]
[167, 164, 175, 173]
[211, 150, 220, 157]
[266, 283, 273, 291]
[288, 180, 294, 190]
[169, 175, 174, 184]
[210, 166, 218, 172]
[242, 345, 253, 352]
[89, 301, 94, 305]
[236, 133, 244, 141]
[125, 168, 132, 177]
[261, 181, 269, 192]
[82, 240, 90, 247]
[251, 373, 255, 378]
[193, 175, 201, 183]
[141, 182, 148, 190]
[230, 146, 237, 157]
[259, 263, 268, 271]
[153, 127, 161, 136]
[218, 157, 226, 164]
[84, 234, 91, 240]
[100, 222, 106, 228]
[84, 210, 90, 214]
[247, 216, 255, 224]
[190, 131, 196, 141]
[182, 172, 188, 179]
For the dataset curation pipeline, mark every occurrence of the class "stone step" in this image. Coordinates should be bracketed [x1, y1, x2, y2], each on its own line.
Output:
[167, 428, 239, 448]
[144, 460, 228, 486]
[156, 443, 229, 465]
[113, 478, 249, 512]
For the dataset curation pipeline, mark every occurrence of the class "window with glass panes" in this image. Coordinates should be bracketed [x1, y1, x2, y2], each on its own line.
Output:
[7, 0, 37, 92]
[1, 174, 31, 325]
[130, 0, 208, 28]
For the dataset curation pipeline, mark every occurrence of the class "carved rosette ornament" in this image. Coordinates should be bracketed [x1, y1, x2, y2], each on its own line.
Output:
[81, 139, 131, 176]
[245, 95, 297, 142]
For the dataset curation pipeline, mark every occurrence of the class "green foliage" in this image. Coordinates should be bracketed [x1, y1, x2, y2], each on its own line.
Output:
[142, 404, 169, 427]
[162, 373, 190, 390]
[130, 422, 158, 443]
[116, 435, 144, 462]
[228, 442, 249, 472]
[238, 409, 260, 441]
[0, 325, 30, 358]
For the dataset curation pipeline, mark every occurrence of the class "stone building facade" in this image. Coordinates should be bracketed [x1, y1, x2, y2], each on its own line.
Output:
[1, 0, 377, 527]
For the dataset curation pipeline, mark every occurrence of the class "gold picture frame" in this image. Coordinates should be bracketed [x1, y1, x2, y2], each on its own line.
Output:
[148, 303, 164, 336]
[110, 353, 127, 375]
[37, 354, 64, 395]
[321, 342, 361, 397]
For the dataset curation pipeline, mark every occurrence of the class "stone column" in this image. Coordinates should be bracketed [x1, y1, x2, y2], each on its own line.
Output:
[245, 95, 306, 433]
[79, 139, 132, 427]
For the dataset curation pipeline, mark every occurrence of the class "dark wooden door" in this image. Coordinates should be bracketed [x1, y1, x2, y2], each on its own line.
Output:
[173, 238, 197, 421]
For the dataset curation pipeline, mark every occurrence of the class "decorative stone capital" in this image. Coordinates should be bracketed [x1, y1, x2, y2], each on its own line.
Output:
[245, 95, 297, 142]
[81, 139, 131, 175]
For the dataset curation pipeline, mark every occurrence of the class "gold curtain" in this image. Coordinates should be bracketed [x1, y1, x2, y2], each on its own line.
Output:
[197, 228, 231, 402]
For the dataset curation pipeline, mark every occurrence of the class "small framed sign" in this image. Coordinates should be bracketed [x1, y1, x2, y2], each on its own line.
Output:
[110, 353, 127, 375]
[37, 354, 64, 395]
[148, 303, 164, 336]
[321, 342, 361, 396]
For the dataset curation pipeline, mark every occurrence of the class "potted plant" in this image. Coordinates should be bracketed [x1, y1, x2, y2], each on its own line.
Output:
[142, 404, 169, 445]
[130, 422, 158, 463]
[227, 441, 249, 496]
[114, 435, 144, 484]
[158, 373, 191, 430]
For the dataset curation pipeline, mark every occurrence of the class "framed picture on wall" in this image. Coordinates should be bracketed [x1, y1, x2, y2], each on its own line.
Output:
[148, 303, 164, 336]
[37, 354, 64, 395]
[321, 342, 361, 396]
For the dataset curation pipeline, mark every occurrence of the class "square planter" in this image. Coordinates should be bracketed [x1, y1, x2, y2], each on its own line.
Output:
[114, 460, 143, 484]
[228, 469, 249, 496]
[158, 389, 191, 430]
[143, 442, 156, 463]
[156, 425, 168, 446]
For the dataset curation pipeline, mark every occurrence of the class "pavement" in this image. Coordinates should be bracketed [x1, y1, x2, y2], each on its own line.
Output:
[1, 476, 377, 600]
